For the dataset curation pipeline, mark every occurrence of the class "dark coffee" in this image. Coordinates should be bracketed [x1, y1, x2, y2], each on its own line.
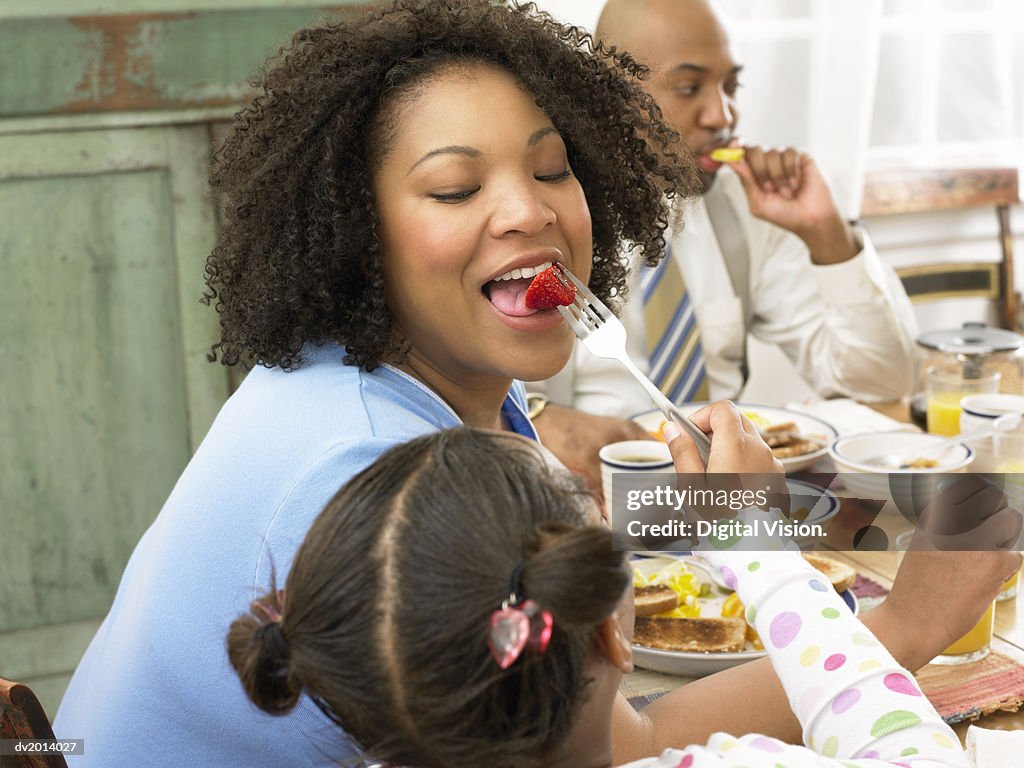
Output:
[909, 394, 928, 431]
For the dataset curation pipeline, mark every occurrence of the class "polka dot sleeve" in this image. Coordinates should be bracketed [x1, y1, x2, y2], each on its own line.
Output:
[648, 549, 968, 768]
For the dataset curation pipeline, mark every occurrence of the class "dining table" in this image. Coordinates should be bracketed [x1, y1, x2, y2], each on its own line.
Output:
[622, 399, 1024, 744]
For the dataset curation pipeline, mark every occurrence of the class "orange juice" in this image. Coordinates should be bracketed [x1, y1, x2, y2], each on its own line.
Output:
[926, 392, 963, 436]
[926, 365, 1000, 437]
[941, 601, 995, 657]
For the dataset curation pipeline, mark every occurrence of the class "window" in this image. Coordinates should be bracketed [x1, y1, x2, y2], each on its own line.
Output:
[539, 0, 1023, 216]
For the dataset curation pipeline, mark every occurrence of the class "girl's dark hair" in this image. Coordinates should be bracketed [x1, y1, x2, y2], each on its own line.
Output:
[204, 0, 697, 371]
[227, 428, 630, 768]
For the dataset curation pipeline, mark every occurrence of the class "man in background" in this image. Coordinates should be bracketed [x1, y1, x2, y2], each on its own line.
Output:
[530, 0, 917, 487]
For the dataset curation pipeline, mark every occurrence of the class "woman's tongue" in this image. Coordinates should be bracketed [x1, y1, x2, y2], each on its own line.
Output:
[486, 277, 538, 317]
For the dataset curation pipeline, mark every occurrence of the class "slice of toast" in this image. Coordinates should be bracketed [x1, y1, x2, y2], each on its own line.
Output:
[633, 616, 747, 653]
[772, 439, 816, 458]
[634, 585, 680, 617]
[802, 553, 857, 594]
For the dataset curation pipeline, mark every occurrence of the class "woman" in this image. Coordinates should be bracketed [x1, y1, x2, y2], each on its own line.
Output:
[54, 1, 690, 766]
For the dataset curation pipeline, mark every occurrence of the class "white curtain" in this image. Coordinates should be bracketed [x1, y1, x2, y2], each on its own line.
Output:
[534, 0, 1024, 219]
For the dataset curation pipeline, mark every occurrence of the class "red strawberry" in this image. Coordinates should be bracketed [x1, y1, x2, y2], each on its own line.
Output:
[524, 266, 576, 310]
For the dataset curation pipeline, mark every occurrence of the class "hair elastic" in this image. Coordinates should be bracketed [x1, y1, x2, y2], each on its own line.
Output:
[251, 589, 286, 624]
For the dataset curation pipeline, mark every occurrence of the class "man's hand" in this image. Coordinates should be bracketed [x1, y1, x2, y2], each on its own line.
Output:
[531, 403, 653, 495]
[726, 145, 859, 265]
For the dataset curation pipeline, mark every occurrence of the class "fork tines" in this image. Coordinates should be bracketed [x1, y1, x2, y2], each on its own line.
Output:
[563, 309, 594, 338]
[553, 263, 613, 331]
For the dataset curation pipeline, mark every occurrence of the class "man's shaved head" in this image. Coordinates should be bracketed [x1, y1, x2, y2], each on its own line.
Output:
[596, 0, 742, 188]
[597, 0, 731, 63]
[595, 0, 655, 47]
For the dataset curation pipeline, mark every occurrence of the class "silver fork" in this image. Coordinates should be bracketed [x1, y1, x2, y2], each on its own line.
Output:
[553, 265, 712, 464]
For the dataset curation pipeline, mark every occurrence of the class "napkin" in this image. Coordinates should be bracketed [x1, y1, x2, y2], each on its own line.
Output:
[784, 398, 918, 437]
[965, 724, 1024, 767]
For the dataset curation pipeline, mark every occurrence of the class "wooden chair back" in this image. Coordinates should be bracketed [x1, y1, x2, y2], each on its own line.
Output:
[0, 678, 67, 768]
[860, 167, 1020, 331]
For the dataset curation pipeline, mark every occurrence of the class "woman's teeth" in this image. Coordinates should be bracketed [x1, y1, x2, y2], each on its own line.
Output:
[491, 261, 553, 282]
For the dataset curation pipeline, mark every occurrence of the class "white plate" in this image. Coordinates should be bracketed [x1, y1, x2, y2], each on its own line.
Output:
[631, 554, 858, 677]
[633, 403, 839, 473]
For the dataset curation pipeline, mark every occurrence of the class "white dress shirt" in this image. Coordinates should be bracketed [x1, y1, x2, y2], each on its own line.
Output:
[532, 168, 918, 418]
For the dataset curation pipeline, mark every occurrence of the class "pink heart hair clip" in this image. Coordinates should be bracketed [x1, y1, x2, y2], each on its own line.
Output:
[487, 563, 553, 669]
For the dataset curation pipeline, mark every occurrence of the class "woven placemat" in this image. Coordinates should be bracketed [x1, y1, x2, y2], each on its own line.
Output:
[916, 652, 1024, 724]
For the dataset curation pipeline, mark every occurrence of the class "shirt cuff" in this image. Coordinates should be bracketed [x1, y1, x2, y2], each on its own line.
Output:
[809, 227, 887, 304]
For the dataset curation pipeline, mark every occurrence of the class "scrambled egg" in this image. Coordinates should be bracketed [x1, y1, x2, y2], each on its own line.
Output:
[742, 410, 771, 429]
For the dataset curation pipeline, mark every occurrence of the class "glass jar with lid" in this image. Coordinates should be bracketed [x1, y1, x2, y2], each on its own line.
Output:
[909, 322, 1024, 430]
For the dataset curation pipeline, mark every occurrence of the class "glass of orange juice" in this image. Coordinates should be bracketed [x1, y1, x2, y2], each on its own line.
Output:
[926, 365, 1000, 436]
[932, 600, 995, 664]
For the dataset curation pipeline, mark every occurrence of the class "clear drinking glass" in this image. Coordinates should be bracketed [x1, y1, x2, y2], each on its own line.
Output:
[926, 364, 1000, 436]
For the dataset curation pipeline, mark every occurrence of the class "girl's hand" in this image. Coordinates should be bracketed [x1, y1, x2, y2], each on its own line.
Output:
[662, 401, 787, 538]
[663, 400, 783, 476]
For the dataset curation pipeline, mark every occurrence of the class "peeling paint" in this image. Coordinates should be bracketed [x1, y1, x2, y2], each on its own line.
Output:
[1, 7, 342, 117]
[66, 14, 195, 113]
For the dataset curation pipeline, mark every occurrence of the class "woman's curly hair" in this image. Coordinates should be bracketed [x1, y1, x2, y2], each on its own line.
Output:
[204, 0, 699, 371]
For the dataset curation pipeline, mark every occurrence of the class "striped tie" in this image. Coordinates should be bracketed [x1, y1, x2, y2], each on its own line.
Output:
[642, 245, 709, 403]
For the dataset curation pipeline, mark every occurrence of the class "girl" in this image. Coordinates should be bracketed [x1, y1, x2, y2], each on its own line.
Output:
[229, 426, 1002, 767]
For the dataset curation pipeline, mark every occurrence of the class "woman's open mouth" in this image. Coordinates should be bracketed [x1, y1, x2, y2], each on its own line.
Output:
[482, 260, 554, 318]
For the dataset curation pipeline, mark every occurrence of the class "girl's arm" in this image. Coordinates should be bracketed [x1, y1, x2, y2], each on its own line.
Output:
[690, 548, 967, 767]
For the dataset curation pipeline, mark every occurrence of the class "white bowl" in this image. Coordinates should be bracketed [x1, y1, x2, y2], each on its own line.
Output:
[960, 393, 1024, 422]
[828, 431, 974, 499]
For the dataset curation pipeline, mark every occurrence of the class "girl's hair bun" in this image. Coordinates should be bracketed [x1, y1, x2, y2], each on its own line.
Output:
[522, 523, 629, 630]
[227, 596, 301, 714]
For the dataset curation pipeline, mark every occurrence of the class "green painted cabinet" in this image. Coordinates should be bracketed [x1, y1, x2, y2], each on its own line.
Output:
[0, 1, 352, 715]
